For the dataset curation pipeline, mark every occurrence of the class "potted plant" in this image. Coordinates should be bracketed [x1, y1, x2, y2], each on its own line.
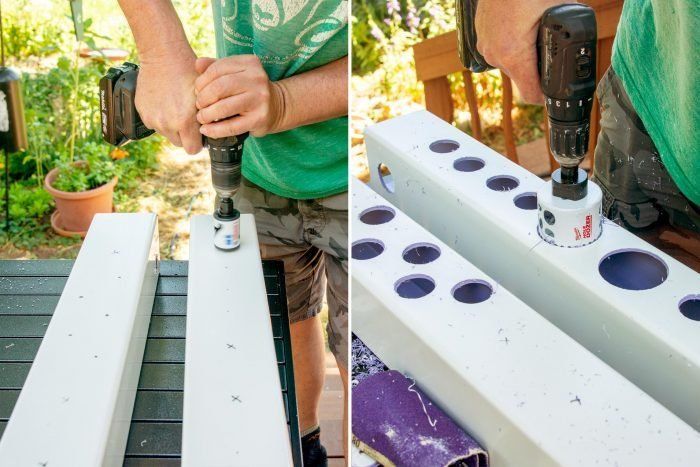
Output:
[45, 143, 122, 236]
[44, 3, 119, 236]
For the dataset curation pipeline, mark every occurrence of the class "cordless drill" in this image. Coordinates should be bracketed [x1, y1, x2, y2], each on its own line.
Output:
[457, 2, 602, 247]
[99, 62, 248, 250]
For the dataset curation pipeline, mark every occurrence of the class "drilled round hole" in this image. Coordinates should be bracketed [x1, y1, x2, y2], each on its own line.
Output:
[599, 249, 668, 290]
[360, 206, 395, 225]
[402, 243, 441, 265]
[429, 139, 460, 153]
[452, 280, 493, 304]
[679, 295, 700, 321]
[377, 163, 395, 193]
[453, 157, 485, 172]
[486, 175, 519, 192]
[395, 274, 436, 299]
[352, 239, 385, 260]
[514, 192, 537, 210]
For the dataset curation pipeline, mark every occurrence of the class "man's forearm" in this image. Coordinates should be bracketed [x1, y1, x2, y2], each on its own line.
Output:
[118, 0, 192, 59]
[270, 56, 349, 134]
[117, 0, 203, 154]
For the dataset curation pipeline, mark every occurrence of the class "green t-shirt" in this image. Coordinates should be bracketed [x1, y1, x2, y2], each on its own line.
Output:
[612, 0, 699, 205]
[211, 1, 348, 200]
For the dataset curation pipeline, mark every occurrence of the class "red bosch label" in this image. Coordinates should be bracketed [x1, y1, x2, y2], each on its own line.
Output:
[574, 215, 593, 241]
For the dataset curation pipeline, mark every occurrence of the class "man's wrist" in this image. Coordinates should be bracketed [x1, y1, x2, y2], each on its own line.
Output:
[138, 38, 195, 64]
[266, 81, 288, 135]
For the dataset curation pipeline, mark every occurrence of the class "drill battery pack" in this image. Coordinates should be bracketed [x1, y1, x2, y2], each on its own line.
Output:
[99, 62, 155, 146]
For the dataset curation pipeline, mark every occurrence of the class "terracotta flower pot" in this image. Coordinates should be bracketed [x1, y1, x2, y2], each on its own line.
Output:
[44, 162, 118, 236]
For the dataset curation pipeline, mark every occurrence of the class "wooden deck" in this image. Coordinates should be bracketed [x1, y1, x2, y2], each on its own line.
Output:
[322, 352, 346, 466]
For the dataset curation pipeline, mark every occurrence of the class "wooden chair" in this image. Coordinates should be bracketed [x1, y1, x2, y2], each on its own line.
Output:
[412, 0, 623, 171]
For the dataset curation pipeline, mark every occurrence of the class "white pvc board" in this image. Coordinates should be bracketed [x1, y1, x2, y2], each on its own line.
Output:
[182, 214, 292, 467]
[0, 213, 159, 467]
[352, 178, 700, 466]
[364, 110, 700, 430]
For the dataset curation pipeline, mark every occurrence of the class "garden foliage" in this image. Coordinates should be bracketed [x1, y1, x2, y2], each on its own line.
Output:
[0, 0, 213, 242]
[351, 0, 542, 139]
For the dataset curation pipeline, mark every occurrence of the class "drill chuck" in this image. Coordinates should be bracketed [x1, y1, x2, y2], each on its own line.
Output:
[548, 120, 591, 169]
[206, 134, 247, 199]
[206, 134, 248, 251]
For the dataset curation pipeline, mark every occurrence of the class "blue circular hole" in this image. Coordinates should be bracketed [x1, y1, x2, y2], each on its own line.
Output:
[395, 275, 436, 299]
[599, 249, 668, 291]
[352, 239, 385, 260]
[452, 280, 493, 304]
[378, 163, 394, 193]
[679, 295, 700, 321]
[429, 139, 460, 153]
[402, 243, 441, 265]
[514, 192, 538, 210]
[360, 206, 395, 225]
[487, 175, 519, 192]
[453, 157, 485, 172]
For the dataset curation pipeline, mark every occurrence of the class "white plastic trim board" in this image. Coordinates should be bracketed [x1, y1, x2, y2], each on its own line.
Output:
[364, 110, 700, 430]
[0, 213, 159, 467]
[182, 214, 292, 467]
[352, 178, 700, 466]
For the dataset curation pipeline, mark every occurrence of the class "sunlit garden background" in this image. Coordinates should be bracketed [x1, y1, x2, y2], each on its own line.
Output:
[351, 0, 545, 180]
[1, 0, 216, 259]
[3, 0, 549, 259]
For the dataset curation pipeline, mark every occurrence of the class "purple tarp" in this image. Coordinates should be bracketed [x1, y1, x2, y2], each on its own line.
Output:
[352, 370, 488, 467]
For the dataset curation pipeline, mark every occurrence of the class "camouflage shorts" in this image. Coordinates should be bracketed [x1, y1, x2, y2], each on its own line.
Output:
[593, 67, 700, 233]
[234, 177, 348, 367]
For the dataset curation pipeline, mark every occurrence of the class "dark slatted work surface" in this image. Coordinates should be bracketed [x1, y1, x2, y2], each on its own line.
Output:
[0, 260, 302, 466]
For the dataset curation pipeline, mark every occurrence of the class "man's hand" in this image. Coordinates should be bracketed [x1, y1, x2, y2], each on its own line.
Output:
[475, 0, 562, 103]
[137, 44, 203, 154]
[194, 55, 347, 138]
[194, 56, 281, 138]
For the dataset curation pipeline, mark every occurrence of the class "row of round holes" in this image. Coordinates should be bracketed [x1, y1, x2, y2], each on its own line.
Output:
[353, 205, 494, 303]
[375, 139, 700, 319]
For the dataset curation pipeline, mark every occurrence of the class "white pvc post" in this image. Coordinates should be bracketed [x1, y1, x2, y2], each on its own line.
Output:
[352, 179, 700, 466]
[182, 214, 292, 467]
[0, 214, 159, 467]
[364, 110, 700, 430]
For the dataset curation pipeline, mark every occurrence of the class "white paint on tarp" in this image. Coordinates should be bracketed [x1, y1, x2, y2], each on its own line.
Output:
[0, 90, 9, 132]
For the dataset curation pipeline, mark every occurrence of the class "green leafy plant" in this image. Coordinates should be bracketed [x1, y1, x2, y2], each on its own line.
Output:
[67, 3, 111, 163]
[6, 183, 53, 220]
[51, 143, 119, 192]
[0, 0, 67, 63]
[352, 0, 456, 75]
[0, 182, 54, 237]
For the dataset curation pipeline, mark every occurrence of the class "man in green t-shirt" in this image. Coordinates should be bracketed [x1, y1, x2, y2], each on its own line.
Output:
[473, 0, 699, 266]
[118, 1, 348, 465]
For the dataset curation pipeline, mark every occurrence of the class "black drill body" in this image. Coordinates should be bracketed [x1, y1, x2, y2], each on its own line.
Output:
[99, 62, 248, 221]
[538, 4, 597, 200]
[457, 2, 597, 200]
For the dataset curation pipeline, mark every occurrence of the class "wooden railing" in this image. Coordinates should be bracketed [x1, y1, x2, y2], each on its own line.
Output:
[412, 0, 624, 171]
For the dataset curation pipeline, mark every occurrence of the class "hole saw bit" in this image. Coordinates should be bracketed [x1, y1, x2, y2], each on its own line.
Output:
[99, 62, 248, 250]
[457, 2, 602, 247]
